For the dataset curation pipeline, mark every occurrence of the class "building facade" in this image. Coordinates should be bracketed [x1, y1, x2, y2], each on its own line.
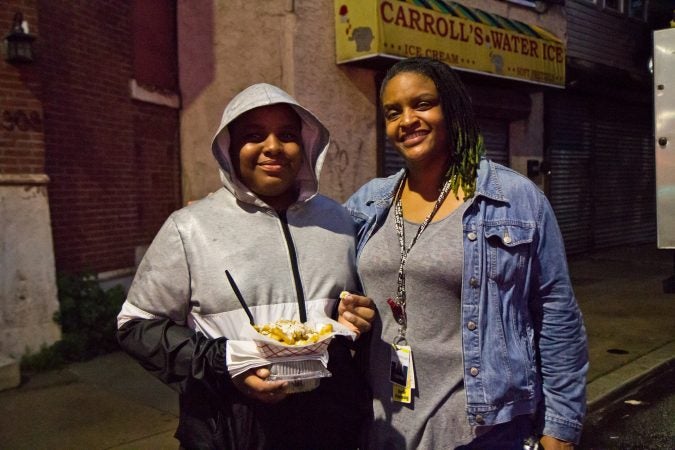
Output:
[178, 0, 666, 255]
[0, 0, 182, 358]
[545, 0, 668, 253]
[1, 0, 60, 358]
[178, 0, 567, 207]
[2, 0, 667, 358]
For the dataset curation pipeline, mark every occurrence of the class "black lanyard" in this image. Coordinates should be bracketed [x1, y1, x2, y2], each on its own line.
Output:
[389, 172, 455, 344]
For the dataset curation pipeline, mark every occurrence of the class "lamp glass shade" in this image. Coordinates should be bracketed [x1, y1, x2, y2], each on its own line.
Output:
[4, 31, 35, 63]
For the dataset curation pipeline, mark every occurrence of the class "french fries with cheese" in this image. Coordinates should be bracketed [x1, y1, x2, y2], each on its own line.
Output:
[254, 319, 333, 346]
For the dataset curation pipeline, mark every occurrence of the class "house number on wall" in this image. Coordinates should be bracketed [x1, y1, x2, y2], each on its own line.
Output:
[2, 109, 42, 132]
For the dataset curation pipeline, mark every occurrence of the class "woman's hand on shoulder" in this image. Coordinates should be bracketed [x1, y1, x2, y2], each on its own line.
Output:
[232, 367, 288, 404]
[338, 292, 376, 337]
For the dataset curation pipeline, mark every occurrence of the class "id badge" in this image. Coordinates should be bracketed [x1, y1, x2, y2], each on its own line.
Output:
[390, 344, 415, 403]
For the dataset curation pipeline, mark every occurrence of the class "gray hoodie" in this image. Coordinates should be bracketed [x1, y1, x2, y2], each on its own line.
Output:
[212, 82, 328, 208]
[118, 83, 359, 337]
[116, 84, 365, 449]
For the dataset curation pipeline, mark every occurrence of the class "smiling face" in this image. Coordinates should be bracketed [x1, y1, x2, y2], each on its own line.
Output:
[228, 104, 304, 210]
[381, 72, 450, 172]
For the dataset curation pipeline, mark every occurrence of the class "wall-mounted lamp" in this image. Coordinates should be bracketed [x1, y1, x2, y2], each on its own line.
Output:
[4, 12, 35, 64]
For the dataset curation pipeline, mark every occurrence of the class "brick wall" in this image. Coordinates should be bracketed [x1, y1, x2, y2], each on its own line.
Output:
[38, 1, 181, 274]
[1, 0, 44, 175]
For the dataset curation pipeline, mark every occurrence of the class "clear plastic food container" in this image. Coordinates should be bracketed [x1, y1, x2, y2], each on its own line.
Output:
[268, 360, 332, 393]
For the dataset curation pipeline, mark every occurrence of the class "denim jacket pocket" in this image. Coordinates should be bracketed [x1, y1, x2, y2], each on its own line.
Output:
[484, 222, 535, 286]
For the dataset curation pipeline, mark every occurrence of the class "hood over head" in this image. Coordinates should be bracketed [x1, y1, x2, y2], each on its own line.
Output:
[212, 83, 330, 208]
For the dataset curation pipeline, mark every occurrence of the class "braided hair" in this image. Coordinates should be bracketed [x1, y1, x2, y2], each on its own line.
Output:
[380, 57, 485, 199]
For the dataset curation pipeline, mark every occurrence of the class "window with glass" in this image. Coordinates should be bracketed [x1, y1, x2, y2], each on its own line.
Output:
[627, 0, 646, 20]
[603, 0, 623, 12]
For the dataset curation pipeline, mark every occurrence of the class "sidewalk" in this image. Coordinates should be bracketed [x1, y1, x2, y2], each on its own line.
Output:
[571, 244, 675, 412]
[0, 352, 179, 449]
[0, 243, 673, 449]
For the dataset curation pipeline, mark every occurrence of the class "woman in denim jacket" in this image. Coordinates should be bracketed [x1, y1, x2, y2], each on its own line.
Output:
[343, 57, 588, 449]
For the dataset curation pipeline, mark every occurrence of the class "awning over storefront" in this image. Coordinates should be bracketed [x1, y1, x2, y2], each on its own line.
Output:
[335, 0, 565, 87]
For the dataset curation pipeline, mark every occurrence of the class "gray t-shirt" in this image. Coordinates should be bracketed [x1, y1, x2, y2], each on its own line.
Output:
[359, 200, 474, 449]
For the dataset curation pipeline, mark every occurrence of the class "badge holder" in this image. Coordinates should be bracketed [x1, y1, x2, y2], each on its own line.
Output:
[390, 341, 415, 403]
[387, 297, 415, 403]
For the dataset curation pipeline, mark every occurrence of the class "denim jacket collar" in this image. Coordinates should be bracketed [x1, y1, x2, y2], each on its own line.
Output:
[475, 159, 509, 204]
[367, 170, 403, 207]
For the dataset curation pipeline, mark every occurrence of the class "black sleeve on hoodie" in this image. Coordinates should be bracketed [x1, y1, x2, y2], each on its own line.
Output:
[117, 317, 233, 396]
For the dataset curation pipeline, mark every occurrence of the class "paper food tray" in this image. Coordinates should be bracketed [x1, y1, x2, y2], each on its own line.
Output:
[254, 334, 333, 358]
[251, 318, 356, 358]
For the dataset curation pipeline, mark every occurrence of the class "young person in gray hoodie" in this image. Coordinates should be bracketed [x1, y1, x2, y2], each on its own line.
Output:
[117, 83, 374, 450]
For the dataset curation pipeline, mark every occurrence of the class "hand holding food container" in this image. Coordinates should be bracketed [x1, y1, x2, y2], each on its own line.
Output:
[225, 271, 357, 394]
[228, 317, 356, 394]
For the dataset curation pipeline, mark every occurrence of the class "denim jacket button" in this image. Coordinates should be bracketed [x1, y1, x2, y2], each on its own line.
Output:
[467, 321, 477, 331]
[470, 367, 479, 376]
[467, 232, 477, 241]
[469, 277, 479, 288]
[503, 235, 512, 244]
[475, 414, 485, 424]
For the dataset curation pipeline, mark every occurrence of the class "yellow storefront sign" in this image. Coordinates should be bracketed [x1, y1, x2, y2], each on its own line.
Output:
[335, 0, 565, 87]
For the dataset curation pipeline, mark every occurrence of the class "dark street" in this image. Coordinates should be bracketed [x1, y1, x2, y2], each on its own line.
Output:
[580, 363, 675, 449]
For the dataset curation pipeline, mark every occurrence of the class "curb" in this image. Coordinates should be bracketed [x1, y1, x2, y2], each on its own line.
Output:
[586, 340, 675, 415]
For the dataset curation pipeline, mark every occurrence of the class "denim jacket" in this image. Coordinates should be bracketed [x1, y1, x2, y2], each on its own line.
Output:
[344, 159, 588, 444]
